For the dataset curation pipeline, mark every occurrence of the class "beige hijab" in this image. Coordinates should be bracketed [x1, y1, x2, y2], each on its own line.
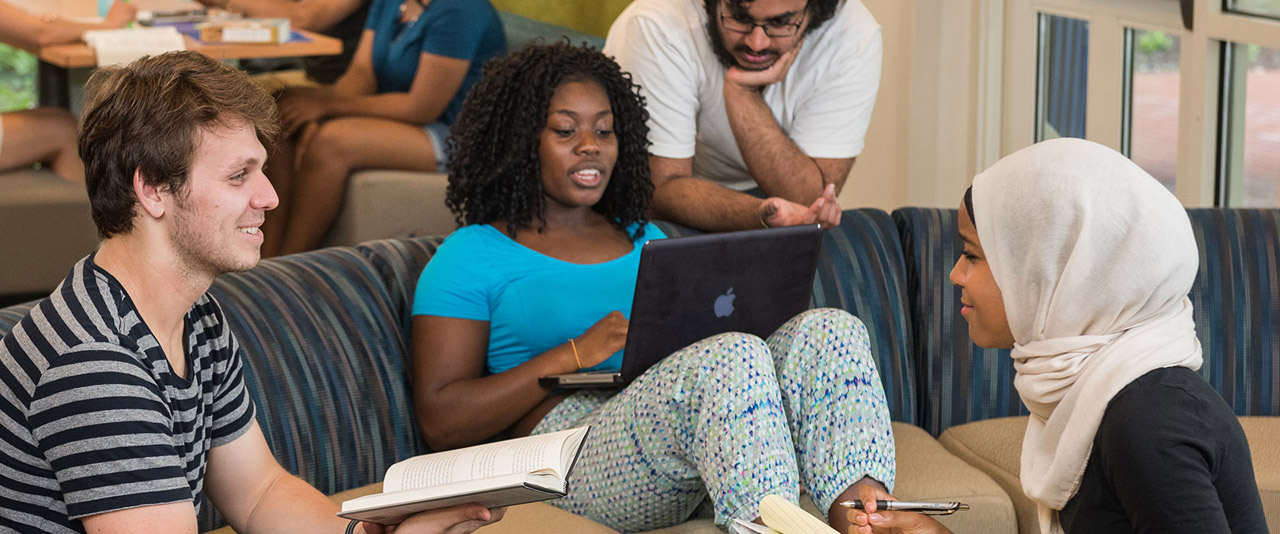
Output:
[970, 138, 1203, 534]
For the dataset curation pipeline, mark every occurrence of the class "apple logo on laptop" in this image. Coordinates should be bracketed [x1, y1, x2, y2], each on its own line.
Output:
[714, 288, 736, 318]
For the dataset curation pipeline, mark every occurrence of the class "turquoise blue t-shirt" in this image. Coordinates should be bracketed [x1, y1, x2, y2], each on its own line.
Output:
[365, 0, 506, 124]
[413, 223, 666, 375]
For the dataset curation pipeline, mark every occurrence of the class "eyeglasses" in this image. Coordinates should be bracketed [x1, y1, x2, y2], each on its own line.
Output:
[718, 3, 806, 38]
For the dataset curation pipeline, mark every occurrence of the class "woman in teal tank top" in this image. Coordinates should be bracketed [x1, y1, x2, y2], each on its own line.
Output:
[260, 0, 506, 257]
[411, 43, 896, 533]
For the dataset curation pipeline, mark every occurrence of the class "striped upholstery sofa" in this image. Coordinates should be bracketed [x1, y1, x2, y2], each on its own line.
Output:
[1, 208, 1274, 533]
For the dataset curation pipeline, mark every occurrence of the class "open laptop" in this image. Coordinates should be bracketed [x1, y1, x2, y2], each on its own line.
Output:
[540, 224, 823, 388]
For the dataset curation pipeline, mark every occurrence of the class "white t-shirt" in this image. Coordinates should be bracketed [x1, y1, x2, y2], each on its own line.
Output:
[603, 0, 882, 191]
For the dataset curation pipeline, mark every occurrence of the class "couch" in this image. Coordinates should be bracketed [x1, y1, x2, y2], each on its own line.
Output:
[1, 208, 1274, 534]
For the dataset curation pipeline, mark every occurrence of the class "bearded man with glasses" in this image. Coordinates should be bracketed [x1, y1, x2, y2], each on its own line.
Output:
[603, 0, 881, 233]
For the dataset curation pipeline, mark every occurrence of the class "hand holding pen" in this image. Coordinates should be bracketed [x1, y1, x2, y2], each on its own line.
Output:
[843, 490, 959, 534]
[840, 500, 969, 515]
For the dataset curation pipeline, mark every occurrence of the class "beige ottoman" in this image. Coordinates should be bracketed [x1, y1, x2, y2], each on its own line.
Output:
[324, 170, 455, 248]
[0, 169, 99, 296]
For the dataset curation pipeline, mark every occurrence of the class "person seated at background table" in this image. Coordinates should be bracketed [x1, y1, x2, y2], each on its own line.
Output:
[0, 50, 504, 534]
[0, 0, 135, 183]
[411, 41, 893, 533]
[192, 0, 370, 89]
[260, 0, 505, 256]
[847, 138, 1267, 534]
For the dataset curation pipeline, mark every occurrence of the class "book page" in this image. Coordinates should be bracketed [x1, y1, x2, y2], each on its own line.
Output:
[559, 425, 589, 469]
[383, 428, 581, 492]
[731, 519, 781, 534]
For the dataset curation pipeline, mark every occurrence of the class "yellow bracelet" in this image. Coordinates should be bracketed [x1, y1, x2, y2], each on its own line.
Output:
[569, 338, 582, 369]
[760, 215, 770, 229]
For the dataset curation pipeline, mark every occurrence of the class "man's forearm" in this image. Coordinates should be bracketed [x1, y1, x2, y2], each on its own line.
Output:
[652, 176, 764, 231]
[238, 473, 353, 534]
[723, 86, 826, 203]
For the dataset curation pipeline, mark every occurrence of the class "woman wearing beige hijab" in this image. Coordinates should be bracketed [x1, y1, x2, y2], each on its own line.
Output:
[848, 138, 1267, 534]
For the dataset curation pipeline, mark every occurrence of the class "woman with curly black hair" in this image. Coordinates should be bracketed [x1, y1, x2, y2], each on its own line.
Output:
[443, 42, 653, 238]
[411, 42, 895, 533]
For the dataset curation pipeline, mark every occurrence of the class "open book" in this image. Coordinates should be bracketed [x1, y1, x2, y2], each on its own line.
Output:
[730, 495, 838, 534]
[82, 28, 186, 66]
[339, 426, 590, 524]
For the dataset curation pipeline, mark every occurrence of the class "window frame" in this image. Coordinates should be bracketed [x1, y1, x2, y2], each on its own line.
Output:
[1002, 0, 1280, 206]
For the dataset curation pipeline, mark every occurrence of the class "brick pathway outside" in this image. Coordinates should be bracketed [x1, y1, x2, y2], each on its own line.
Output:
[1132, 69, 1280, 206]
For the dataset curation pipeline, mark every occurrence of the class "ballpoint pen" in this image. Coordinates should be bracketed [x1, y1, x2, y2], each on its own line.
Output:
[839, 500, 970, 515]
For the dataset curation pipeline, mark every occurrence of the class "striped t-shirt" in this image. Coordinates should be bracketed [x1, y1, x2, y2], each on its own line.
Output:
[0, 254, 256, 533]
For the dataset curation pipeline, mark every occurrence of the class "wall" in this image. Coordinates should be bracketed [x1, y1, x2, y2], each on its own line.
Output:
[843, 0, 913, 211]
[490, 0, 632, 37]
[844, 0, 997, 211]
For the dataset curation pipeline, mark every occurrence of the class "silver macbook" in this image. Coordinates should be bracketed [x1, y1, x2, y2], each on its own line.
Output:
[540, 224, 822, 388]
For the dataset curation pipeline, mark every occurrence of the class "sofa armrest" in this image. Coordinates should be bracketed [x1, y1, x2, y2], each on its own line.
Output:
[894, 422, 1017, 534]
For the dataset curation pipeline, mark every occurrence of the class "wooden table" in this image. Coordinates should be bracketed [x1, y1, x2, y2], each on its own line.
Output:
[36, 29, 342, 107]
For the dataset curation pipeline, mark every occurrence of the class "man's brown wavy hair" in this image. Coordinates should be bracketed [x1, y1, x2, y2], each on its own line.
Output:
[79, 50, 279, 238]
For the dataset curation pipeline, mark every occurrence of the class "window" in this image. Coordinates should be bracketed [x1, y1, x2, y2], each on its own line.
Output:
[1225, 0, 1280, 20]
[0, 44, 37, 112]
[1036, 14, 1089, 141]
[1218, 42, 1280, 206]
[1124, 29, 1181, 192]
[1002, 0, 1280, 207]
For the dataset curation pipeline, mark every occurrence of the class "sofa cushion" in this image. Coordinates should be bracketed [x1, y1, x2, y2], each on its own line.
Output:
[893, 208, 1022, 435]
[356, 237, 444, 338]
[1240, 417, 1280, 533]
[198, 248, 428, 531]
[813, 210, 917, 424]
[0, 301, 36, 334]
[656, 210, 918, 424]
[893, 422, 1016, 533]
[1185, 209, 1280, 417]
[937, 416, 1036, 534]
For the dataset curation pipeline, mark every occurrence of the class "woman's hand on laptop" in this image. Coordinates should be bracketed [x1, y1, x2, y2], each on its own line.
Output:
[573, 312, 629, 369]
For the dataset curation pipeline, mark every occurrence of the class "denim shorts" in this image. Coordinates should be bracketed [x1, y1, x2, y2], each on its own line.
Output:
[424, 121, 451, 173]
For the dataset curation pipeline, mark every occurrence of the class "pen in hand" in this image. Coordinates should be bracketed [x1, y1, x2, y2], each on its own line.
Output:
[838, 500, 969, 515]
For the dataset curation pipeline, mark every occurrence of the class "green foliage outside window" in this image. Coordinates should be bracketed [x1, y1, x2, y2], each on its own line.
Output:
[1138, 31, 1172, 55]
[0, 43, 37, 112]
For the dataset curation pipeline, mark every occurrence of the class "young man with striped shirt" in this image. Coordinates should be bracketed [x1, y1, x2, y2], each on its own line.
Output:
[0, 51, 503, 534]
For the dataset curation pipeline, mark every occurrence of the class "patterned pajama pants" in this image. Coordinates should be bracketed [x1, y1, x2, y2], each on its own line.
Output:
[531, 308, 896, 532]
